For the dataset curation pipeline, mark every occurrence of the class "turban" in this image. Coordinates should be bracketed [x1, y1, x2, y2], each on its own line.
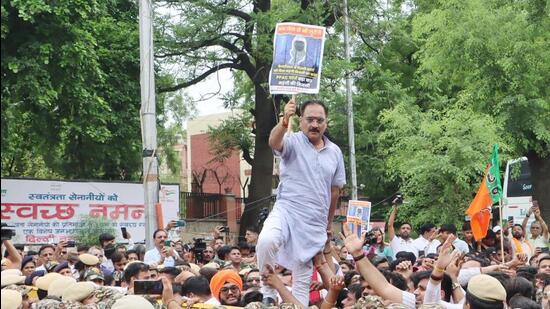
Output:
[209, 269, 243, 300]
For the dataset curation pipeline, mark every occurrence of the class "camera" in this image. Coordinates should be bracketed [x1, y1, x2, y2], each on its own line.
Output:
[192, 238, 206, 264]
[64, 240, 76, 247]
[394, 193, 403, 205]
[363, 230, 378, 246]
[258, 208, 270, 226]
[1, 223, 16, 241]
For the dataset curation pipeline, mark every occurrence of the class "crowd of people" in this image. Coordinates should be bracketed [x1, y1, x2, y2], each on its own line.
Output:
[1, 99, 549, 308]
[0, 201, 548, 309]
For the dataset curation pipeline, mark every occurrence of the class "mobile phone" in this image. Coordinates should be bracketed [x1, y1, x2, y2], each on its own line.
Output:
[418, 250, 425, 257]
[64, 240, 76, 247]
[121, 227, 128, 239]
[219, 226, 229, 233]
[508, 216, 514, 223]
[134, 280, 163, 295]
[176, 220, 186, 227]
[164, 240, 171, 247]
[540, 247, 549, 253]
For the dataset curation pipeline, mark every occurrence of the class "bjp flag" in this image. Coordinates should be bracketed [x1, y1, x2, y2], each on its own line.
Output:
[466, 144, 503, 241]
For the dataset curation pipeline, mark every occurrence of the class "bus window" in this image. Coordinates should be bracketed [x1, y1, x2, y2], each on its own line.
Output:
[505, 159, 533, 198]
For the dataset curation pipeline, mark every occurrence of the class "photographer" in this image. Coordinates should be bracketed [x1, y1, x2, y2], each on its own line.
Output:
[364, 227, 394, 262]
[522, 202, 549, 255]
[143, 229, 184, 267]
[1, 238, 22, 270]
[388, 195, 417, 257]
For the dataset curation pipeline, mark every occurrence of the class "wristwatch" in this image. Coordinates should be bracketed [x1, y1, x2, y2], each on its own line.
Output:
[452, 282, 461, 290]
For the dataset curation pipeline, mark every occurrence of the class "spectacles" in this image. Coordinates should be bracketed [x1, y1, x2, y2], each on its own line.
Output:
[220, 285, 240, 293]
[304, 117, 325, 124]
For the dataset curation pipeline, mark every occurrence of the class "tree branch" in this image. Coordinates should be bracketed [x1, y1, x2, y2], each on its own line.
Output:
[158, 62, 241, 93]
[358, 32, 380, 54]
[225, 8, 251, 22]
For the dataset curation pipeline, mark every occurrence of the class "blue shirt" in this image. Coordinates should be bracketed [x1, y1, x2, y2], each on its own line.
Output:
[273, 131, 346, 267]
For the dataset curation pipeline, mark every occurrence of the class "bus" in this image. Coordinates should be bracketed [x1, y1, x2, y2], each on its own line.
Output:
[502, 157, 535, 226]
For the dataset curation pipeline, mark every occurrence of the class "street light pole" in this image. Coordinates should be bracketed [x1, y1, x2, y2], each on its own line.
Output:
[139, 0, 159, 249]
[343, 0, 358, 200]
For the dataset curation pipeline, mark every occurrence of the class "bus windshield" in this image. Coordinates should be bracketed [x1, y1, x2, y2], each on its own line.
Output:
[505, 159, 533, 198]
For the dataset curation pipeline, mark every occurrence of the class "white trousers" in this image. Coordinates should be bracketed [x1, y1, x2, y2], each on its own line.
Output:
[256, 210, 313, 307]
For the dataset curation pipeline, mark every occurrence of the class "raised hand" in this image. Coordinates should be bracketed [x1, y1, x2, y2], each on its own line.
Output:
[328, 275, 345, 291]
[341, 222, 365, 256]
[262, 264, 285, 289]
[395, 260, 413, 279]
[284, 98, 296, 120]
[435, 234, 459, 271]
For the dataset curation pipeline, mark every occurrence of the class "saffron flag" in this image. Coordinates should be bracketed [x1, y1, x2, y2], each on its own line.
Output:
[466, 144, 503, 241]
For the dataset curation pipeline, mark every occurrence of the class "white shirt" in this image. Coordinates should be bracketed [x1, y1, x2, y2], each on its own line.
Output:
[143, 247, 179, 267]
[205, 297, 220, 305]
[390, 236, 417, 257]
[412, 236, 436, 255]
[401, 291, 416, 309]
[428, 239, 470, 254]
[424, 278, 465, 309]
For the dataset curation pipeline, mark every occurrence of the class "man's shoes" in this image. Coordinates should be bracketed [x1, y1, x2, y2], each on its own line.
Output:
[262, 296, 276, 306]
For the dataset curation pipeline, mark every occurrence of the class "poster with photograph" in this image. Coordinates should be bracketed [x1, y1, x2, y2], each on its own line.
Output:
[346, 200, 372, 237]
[269, 22, 326, 94]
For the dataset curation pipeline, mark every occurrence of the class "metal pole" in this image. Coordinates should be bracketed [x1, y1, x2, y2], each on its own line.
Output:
[343, 0, 358, 200]
[499, 201, 505, 263]
[139, 0, 159, 249]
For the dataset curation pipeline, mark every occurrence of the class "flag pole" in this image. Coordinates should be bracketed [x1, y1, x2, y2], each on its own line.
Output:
[287, 95, 295, 133]
[499, 199, 505, 263]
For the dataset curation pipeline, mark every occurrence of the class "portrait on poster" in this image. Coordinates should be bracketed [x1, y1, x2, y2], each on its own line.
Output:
[269, 23, 326, 94]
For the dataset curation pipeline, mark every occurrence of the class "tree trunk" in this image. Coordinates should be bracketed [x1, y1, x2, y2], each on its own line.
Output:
[239, 76, 278, 238]
[526, 151, 550, 220]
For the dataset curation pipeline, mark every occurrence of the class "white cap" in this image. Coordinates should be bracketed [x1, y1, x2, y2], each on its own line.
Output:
[492, 225, 502, 233]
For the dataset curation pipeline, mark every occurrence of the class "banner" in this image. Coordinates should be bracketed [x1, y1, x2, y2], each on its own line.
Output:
[1, 179, 179, 244]
[269, 22, 326, 94]
[346, 200, 371, 237]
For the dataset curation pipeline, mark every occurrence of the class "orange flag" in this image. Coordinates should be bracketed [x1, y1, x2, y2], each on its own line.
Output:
[466, 145, 502, 241]
[466, 169, 493, 241]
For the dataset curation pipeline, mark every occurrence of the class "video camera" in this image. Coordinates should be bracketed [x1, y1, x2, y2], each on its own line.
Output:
[1, 223, 16, 241]
[394, 193, 403, 205]
[363, 230, 378, 246]
[192, 238, 206, 264]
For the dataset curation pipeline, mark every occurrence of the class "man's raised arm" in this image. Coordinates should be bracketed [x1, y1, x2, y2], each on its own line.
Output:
[534, 201, 548, 239]
[342, 223, 405, 304]
[388, 204, 398, 241]
[269, 98, 296, 152]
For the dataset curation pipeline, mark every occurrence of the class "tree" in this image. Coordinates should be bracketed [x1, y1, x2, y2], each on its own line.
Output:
[1, 0, 188, 181]
[72, 215, 117, 246]
[411, 0, 550, 218]
[156, 0, 340, 235]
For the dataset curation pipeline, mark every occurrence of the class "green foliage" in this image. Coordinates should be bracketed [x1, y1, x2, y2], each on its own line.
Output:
[1, 0, 142, 179]
[72, 215, 116, 247]
[1, 0, 190, 180]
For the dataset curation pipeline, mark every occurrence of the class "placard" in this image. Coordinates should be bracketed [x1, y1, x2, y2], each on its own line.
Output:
[269, 22, 326, 94]
[346, 200, 371, 237]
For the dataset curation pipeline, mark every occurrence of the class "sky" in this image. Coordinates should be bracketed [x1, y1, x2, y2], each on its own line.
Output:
[188, 68, 232, 116]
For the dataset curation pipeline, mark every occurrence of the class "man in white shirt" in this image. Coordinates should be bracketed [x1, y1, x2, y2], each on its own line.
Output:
[412, 223, 437, 256]
[388, 200, 417, 257]
[143, 229, 182, 267]
[428, 224, 469, 254]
